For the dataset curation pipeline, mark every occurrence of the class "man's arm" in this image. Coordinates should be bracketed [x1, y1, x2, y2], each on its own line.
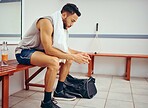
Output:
[68, 48, 82, 54]
[37, 19, 89, 64]
[37, 18, 72, 59]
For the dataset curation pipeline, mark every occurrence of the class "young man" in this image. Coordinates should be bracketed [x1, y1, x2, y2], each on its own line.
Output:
[15, 3, 90, 108]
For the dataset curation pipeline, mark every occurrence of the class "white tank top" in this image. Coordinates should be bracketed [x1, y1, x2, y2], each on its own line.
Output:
[15, 16, 53, 54]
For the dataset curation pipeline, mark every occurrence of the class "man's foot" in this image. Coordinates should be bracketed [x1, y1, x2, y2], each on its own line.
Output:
[53, 90, 76, 101]
[41, 100, 61, 108]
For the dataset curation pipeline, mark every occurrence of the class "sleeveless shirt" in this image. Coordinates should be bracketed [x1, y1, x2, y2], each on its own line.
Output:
[15, 16, 53, 54]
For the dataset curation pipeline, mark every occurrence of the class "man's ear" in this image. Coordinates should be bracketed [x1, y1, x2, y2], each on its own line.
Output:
[62, 12, 68, 19]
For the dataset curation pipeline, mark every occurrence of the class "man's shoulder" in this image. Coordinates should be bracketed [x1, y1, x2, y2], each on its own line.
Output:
[37, 16, 53, 26]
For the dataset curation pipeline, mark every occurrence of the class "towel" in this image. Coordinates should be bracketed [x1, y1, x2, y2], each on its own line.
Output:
[51, 11, 69, 53]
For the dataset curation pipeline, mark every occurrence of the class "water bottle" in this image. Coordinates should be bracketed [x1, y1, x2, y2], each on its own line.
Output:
[1, 41, 8, 66]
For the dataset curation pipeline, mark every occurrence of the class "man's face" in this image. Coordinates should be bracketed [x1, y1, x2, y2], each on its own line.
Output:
[63, 13, 78, 30]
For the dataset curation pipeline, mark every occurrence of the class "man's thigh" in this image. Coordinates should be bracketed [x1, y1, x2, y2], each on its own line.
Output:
[15, 49, 36, 65]
[30, 51, 59, 67]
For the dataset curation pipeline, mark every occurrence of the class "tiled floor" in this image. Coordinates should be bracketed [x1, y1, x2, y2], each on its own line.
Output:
[1, 73, 148, 108]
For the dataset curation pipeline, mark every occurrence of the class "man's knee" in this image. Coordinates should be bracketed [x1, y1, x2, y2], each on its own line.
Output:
[47, 57, 59, 71]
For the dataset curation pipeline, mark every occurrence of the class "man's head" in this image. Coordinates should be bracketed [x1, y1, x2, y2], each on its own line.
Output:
[61, 3, 81, 29]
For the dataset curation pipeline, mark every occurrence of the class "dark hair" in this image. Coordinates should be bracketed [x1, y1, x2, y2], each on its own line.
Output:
[61, 3, 81, 17]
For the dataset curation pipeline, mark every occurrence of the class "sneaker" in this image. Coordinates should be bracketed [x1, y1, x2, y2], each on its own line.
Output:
[41, 99, 61, 108]
[53, 90, 76, 101]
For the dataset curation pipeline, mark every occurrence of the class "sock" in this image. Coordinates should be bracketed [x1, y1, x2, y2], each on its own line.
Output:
[55, 80, 64, 92]
[43, 91, 52, 103]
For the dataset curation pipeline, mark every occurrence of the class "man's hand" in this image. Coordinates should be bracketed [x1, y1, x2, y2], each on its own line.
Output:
[79, 52, 91, 60]
[72, 53, 91, 64]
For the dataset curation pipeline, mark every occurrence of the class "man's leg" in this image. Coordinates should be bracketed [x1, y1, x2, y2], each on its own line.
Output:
[55, 60, 72, 92]
[59, 60, 72, 81]
[53, 60, 76, 101]
[30, 51, 60, 108]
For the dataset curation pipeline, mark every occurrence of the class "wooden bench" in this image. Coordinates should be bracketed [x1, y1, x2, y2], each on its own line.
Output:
[0, 59, 45, 108]
[87, 53, 148, 80]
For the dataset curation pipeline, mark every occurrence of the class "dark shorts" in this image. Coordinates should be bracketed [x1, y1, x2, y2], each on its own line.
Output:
[15, 49, 44, 65]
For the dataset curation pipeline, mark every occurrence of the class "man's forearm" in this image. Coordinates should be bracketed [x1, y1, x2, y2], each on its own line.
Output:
[68, 48, 82, 54]
[46, 47, 74, 60]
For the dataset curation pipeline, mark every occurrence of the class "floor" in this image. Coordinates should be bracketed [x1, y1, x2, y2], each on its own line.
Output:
[0, 73, 148, 108]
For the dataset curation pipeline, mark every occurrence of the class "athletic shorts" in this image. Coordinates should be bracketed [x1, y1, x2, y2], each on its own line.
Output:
[15, 49, 44, 65]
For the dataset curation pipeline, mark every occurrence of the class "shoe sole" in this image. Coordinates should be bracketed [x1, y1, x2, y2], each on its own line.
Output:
[53, 96, 76, 101]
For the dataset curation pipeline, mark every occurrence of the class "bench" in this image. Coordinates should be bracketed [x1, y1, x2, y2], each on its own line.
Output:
[0, 59, 45, 108]
[87, 53, 148, 80]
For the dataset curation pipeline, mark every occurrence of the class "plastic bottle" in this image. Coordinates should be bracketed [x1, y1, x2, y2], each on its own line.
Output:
[1, 41, 8, 66]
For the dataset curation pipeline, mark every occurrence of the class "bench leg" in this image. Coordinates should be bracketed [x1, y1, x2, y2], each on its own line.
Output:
[2, 75, 9, 108]
[25, 67, 45, 89]
[25, 69, 29, 90]
[125, 57, 131, 81]
[88, 55, 94, 77]
[92, 56, 95, 74]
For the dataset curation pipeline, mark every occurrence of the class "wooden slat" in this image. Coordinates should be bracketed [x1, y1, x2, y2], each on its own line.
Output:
[129, 54, 148, 58]
[89, 53, 148, 58]
[0, 59, 35, 76]
[90, 53, 130, 57]
[27, 83, 45, 88]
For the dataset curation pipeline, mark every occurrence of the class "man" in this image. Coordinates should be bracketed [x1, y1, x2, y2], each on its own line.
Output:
[15, 3, 90, 108]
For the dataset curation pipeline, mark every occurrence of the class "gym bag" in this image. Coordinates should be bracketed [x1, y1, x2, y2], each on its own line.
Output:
[63, 74, 97, 99]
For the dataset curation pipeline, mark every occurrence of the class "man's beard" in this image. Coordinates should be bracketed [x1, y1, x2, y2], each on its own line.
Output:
[63, 22, 66, 29]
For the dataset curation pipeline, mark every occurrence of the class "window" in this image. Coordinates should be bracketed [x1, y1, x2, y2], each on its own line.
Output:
[0, 0, 22, 44]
